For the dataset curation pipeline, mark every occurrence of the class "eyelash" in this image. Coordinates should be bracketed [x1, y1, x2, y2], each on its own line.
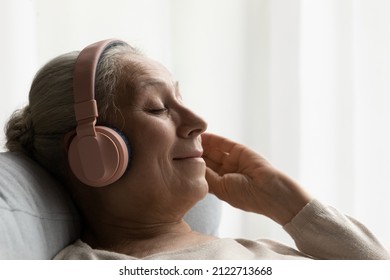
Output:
[146, 107, 168, 115]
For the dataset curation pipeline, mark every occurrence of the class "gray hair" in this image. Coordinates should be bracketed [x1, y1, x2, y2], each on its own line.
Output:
[5, 43, 141, 181]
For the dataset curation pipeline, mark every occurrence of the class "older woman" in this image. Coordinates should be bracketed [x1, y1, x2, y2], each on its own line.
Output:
[5, 39, 389, 259]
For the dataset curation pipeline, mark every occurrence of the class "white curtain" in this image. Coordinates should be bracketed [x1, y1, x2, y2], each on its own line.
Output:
[1, 0, 389, 247]
[299, 0, 390, 248]
[0, 0, 36, 148]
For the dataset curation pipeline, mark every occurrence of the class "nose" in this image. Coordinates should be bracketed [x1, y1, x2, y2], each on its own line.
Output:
[176, 106, 208, 138]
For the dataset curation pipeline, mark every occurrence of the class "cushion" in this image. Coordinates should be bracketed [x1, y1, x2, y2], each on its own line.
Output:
[0, 152, 80, 259]
[184, 194, 221, 235]
[0, 152, 221, 259]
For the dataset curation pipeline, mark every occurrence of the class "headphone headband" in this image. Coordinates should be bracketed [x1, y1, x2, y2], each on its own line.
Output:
[73, 39, 123, 126]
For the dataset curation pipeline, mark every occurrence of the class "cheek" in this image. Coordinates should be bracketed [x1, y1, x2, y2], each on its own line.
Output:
[123, 118, 176, 177]
[133, 126, 174, 159]
[124, 114, 175, 155]
[119, 112, 183, 187]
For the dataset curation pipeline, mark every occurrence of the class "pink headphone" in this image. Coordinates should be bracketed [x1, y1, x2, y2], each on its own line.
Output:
[67, 39, 130, 187]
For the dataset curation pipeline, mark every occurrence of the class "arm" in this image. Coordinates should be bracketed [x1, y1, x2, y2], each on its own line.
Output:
[202, 133, 390, 259]
[284, 199, 390, 259]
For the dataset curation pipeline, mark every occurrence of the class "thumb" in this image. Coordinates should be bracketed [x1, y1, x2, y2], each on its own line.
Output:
[205, 167, 222, 195]
[205, 167, 251, 211]
[205, 167, 232, 203]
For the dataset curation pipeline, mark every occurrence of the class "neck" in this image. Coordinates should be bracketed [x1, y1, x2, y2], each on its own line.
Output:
[84, 216, 191, 241]
[82, 218, 212, 258]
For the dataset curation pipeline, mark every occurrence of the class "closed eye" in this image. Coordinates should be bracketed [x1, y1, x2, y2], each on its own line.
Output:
[146, 107, 168, 115]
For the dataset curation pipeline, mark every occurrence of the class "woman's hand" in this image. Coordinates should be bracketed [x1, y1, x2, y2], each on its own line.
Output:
[201, 133, 312, 225]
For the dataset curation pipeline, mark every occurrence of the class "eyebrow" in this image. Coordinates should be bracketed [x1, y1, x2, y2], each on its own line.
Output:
[137, 79, 179, 91]
[135, 79, 182, 101]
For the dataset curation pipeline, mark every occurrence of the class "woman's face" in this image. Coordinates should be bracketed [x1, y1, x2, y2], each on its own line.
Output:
[114, 54, 209, 216]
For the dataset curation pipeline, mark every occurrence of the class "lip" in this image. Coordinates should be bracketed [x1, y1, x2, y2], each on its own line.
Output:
[173, 151, 203, 160]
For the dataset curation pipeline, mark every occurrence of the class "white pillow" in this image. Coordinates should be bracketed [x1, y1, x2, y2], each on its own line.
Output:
[0, 152, 80, 259]
[0, 152, 221, 259]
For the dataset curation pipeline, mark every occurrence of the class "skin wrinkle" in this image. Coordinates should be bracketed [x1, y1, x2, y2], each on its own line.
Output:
[7, 41, 388, 260]
[74, 52, 211, 256]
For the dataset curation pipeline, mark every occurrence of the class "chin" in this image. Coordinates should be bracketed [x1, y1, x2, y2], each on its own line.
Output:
[182, 177, 208, 200]
[194, 178, 209, 200]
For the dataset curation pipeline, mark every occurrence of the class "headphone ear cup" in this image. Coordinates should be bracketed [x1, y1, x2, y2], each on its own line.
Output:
[68, 126, 130, 187]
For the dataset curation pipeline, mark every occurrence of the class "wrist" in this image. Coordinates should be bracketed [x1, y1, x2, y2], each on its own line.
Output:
[268, 173, 312, 225]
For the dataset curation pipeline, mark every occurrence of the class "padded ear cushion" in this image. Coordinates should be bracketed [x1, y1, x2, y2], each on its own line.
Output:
[68, 126, 129, 187]
[110, 127, 132, 170]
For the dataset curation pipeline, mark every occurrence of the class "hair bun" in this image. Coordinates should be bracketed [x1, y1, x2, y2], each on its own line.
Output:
[5, 105, 35, 155]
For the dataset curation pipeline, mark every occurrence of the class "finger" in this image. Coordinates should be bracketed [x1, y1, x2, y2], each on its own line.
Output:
[203, 157, 221, 173]
[202, 133, 244, 166]
[204, 156, 235, 176]
[202, 142, 245, 175]
[205, 167, 220, 195]
[205, 168, 245, 210]
[203, 147, 229, 166]
[202, 133, 239, 155]
[202, 133, 271, 175]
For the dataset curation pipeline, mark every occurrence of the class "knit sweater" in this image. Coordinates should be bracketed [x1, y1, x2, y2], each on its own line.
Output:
[54, 200, 390, 260]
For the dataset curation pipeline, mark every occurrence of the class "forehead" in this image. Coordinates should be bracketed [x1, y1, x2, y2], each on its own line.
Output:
[118, 55, 179, 105]
[126, 54, 175, 88]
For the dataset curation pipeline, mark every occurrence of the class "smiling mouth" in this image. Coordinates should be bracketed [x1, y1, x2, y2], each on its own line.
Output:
[173, 156, 204, 161]
[173, 151, 203, 161]
[173, 153, 204, 161]
[172, 157, 205, 166]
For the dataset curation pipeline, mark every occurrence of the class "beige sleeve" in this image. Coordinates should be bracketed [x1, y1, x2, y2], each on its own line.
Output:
[283, 199, 390, 259]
